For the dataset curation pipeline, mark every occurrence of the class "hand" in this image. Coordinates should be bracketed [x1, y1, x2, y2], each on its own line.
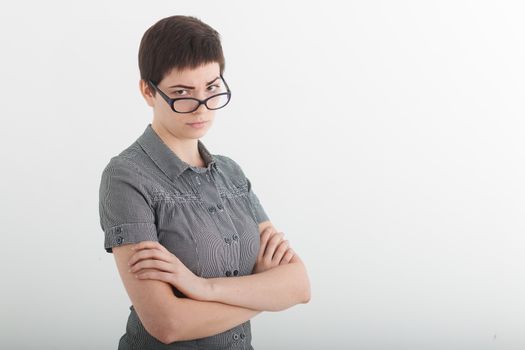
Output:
[128, 241, 212, 301]
[252, 226, 295, 274]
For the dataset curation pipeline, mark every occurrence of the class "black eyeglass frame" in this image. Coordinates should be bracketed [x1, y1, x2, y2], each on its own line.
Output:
[148, 74, 232, 114]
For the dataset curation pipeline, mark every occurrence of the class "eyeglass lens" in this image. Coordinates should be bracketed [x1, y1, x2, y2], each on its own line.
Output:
[172, 93, 229, 112]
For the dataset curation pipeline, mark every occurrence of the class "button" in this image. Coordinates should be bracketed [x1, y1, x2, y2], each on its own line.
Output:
[225, 270, 232, 277]
[208, 206, 216, 213]
[115, 227, 122, 233]
[233, 333, 239, 340]
[217, 203, 223, 210]
[233, 269, 239, 276]
[224, 237, 232, 244]
[240, 333, 245, 339]
[232, 234, 239, 241]
[116, 236, 123, 244]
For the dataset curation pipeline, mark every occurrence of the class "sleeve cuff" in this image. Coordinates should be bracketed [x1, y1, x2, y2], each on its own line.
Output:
[104, 222, 158, 253]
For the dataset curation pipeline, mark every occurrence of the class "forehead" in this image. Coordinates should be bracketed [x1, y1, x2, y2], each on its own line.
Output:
[162, 62, 220, 85]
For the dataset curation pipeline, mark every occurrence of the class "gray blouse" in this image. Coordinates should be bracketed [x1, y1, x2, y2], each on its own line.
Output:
[98, 123, 270, 350]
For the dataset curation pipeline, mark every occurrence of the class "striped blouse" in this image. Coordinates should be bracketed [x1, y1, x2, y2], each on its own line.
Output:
[98, 123, 269, 349]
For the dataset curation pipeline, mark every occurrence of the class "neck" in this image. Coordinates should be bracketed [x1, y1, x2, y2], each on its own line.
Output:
[151, 121, 205, 167]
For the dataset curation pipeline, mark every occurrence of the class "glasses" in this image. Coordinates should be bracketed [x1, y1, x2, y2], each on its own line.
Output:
[148, 74, 232, 113]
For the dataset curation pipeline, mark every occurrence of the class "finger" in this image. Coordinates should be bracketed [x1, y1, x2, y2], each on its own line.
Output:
[260, 227, 275, 243]
[128, 248, 169, 267]
[136, 270, 174, 284]
[272, 239, 289, 263]
[261, 226, 275, 236]
[258, 228, 275, 259]
[263, 232, 285, 260]
[129, 258, 174, 274]
[281, 248, 295, 263]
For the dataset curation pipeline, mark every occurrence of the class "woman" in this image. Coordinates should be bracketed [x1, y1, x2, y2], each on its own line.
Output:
[98, 15, 311, 349]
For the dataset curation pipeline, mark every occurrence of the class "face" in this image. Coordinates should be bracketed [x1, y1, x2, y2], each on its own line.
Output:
[140, 61, 223, 141]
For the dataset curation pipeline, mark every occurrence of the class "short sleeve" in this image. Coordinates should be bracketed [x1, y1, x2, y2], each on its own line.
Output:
[98, 157, 158, 253]
[245, 176, 270, 224]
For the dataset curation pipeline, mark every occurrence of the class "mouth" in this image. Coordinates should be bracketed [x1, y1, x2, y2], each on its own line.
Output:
[186, 120, 209, 129]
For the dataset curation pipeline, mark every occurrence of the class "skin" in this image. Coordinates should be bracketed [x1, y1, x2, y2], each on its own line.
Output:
[111, 62, 311, 343]
[140, 61, 220, 167]
[127, 227, 311, 314]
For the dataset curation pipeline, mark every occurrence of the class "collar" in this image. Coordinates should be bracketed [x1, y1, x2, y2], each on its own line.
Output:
[136, 123, 218, 181]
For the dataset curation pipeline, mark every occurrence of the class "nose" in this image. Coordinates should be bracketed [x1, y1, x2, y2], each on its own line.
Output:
[193, 100, 208, 114]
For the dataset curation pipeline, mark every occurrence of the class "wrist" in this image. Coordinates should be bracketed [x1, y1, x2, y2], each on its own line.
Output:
[202, 277, 216, 302]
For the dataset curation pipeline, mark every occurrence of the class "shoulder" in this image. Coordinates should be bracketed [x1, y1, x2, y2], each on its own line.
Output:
[99, 154, 153, 200]
[102, 155, 134, 172]
[101, 140, 149, 175]
[213, 154, 246, 179]
[101, 149, 148, 181]
[100, 157, 136, 189]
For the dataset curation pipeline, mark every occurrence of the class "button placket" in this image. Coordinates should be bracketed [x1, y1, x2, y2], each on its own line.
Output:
[194, 168, 242, 278]
[194, 175, 202, 186]
[197, 171, 222, 208]
[198, 171, 236, 249]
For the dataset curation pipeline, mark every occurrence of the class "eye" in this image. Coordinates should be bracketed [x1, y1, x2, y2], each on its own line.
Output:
[207, 84, 221, 93]
[172, 89, 188, 96]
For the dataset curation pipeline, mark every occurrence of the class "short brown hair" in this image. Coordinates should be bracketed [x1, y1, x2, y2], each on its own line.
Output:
[138, 15, 225, 96]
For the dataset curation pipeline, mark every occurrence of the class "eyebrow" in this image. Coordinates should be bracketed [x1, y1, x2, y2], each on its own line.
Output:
[167, 76, 220, 89]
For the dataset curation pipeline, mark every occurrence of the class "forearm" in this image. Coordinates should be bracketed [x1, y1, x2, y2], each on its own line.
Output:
[206, 261, 310, 312]
[168, 297, 261, 342]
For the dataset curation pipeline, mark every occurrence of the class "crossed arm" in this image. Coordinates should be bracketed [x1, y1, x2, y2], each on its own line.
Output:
[204, 220, 310, 311]
[206, 247, 310, 311]
[112, 220, 311, 343]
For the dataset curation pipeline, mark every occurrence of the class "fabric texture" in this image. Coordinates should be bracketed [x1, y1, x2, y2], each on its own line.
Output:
[99, 123, 270, 349]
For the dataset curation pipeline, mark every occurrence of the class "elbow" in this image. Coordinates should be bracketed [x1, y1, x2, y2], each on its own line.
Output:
[149, 326, 176, 345]
[301, 285, 311, 304]
[157, 332, 174, 345]
[292, 259, 311, 304]
[148, 316, 181, 344]
[299, 273, 311, 304]
[159, 318, 184, 344]
[302, 290, 311, 304]
[286, 281, 311, 310]
[157, 326, 179, 345]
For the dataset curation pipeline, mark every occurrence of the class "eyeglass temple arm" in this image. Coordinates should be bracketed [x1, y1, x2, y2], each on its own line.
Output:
[220, 74, 231, 93]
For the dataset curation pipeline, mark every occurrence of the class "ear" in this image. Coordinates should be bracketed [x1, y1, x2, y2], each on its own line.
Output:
[139, 79, 155, 108]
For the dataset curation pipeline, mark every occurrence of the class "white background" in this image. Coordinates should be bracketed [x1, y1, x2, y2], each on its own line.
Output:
[1, 1, 524, 349]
